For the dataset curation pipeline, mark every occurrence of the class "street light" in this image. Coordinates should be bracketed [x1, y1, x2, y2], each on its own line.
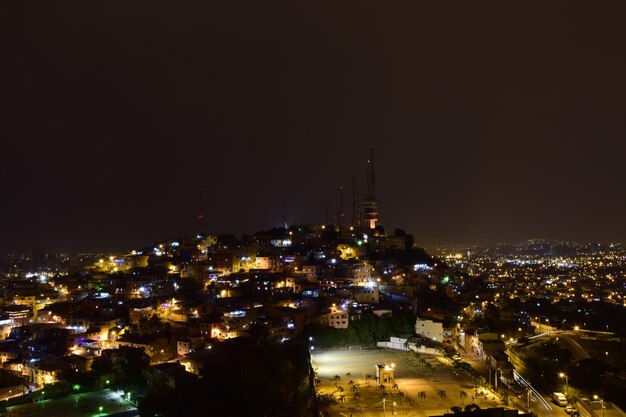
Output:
[559, 373, 568, 396]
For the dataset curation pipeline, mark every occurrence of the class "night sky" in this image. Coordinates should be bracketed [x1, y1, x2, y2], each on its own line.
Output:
[2, 1, 625, 253]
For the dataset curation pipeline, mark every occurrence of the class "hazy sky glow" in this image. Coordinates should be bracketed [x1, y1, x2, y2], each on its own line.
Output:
[2, 1, 625, 252]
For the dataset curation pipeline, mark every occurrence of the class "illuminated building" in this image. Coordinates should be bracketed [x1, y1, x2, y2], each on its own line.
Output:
[320, 308, 349, 329]
[415, 317, 444, 342]
[375, 363, 395, 384]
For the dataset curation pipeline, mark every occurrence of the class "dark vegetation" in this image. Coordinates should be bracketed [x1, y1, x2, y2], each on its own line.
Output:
[139, 340, 314, 417]
[309, 311, 415, 348]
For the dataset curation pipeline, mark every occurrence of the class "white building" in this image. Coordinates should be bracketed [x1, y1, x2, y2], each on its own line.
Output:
[320, 309, 349, 329]
[415, 318, 443, 342]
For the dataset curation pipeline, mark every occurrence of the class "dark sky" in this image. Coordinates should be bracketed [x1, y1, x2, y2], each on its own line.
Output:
[2, 1, 625, 253]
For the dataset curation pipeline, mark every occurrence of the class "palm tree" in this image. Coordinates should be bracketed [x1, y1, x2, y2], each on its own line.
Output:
[346, 372, 351, 378]
[438, 390, 447, 405]
[418, 391, 427, 403]
[351, 384, 359, 392]
[460, 391, 467, 404]
[333, 375, 341, 381]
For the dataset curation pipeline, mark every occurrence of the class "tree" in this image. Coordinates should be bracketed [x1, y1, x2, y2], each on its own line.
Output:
[418, 391, 427, 403]
[118, 347, 150, 387]
[91, 356, 113, 377]
[451, 406, 463, 413]
[438, 390, 447, 404]
[465, 404, 481, 412]
[460, 391, 467, 404]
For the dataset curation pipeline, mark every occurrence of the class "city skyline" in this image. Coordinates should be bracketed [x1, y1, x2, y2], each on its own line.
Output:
[2, 1, 626, 252]
[0, 3, 624, 416]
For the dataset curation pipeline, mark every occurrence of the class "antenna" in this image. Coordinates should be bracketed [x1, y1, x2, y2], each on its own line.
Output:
[370, 147, 375, 198]
[366, 158, 371, 198]
[338, 186, 345, 228]
[197, 188, 204, 232]
[352, 176, 357, 227]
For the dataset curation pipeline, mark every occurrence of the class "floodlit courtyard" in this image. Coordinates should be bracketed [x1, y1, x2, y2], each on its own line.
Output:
[6, 389, 137, 417]
[313, 349, 504, 417]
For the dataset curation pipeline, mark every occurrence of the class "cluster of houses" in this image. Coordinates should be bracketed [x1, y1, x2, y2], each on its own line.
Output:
[0, 224, 519, 396]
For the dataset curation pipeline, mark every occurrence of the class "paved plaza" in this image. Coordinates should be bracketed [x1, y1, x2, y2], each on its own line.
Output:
[313, 349, 504, 417]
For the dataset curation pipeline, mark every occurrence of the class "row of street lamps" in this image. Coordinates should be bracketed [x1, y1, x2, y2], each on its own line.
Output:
[559, 372, 605, 417]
